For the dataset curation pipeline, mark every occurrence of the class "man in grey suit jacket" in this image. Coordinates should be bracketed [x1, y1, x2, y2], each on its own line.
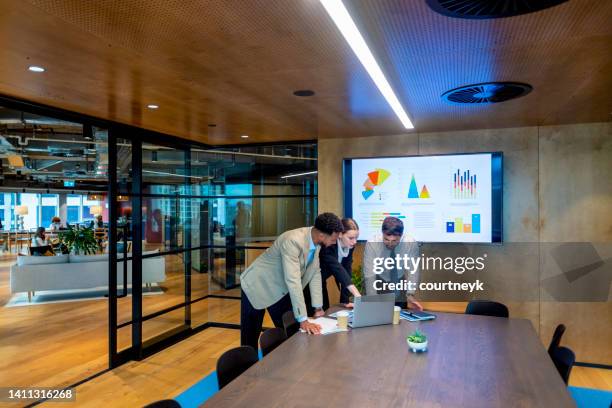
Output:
[240, 213, 344, 350]
[363, 216, 423, 310]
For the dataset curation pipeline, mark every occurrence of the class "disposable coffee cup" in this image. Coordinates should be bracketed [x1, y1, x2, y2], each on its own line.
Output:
[393, 306, 401, 325]
[337, 310, 349, 330]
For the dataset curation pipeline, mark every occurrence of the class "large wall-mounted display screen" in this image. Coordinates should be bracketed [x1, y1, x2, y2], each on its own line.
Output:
[343, 152, 503, 243]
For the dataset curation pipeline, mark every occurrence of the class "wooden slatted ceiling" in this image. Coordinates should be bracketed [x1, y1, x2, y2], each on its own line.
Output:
[0, 0, 610, 145]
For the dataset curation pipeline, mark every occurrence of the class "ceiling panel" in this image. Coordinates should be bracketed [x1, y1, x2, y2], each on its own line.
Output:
[0, 0, 610, 144]
[348, 0, 612, 131]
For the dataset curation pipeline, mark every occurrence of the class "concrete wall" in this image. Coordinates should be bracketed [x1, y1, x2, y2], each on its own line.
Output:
[318, 122, 612, 364]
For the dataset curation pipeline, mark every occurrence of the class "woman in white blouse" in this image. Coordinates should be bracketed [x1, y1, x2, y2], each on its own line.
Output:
[31, 227, 48, 247]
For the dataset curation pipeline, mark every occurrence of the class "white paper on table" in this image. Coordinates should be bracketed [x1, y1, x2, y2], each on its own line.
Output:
[299, 316, 347, 335]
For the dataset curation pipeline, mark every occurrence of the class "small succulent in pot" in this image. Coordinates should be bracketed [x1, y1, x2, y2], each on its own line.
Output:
[407, 329, 428, 352]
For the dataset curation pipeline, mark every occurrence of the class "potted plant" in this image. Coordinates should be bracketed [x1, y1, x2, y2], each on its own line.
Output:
[61, 225, 99, 255]
[407, 329, 428, 352]
[351, 265, 364, 293]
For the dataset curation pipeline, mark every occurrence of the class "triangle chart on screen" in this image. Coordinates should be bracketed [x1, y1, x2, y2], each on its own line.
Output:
[408, 175, 419, 198]
[420, 185, 430, 198]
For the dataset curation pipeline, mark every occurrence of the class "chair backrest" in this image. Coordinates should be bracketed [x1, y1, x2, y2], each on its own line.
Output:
[551, 346, 575, 385]
[465, 300, 509, 318]
[216, 346, 258, 389]
[548, 324, 566, 356]
[282, 310, 300, 337]
[142, 399, 181, 408]
[260, 327, 287, 357]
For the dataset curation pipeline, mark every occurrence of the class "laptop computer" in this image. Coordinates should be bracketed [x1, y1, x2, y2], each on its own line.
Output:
[348, 293, 395, 328]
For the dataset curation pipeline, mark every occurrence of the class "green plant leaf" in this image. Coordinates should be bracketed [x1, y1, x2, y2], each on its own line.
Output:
[351, 265, 364, 293]
[60, 225, 99, 255]
[407, 329, 427, 343]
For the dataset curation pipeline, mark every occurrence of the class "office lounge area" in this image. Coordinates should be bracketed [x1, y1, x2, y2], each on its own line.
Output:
[0, 0, 611, 407]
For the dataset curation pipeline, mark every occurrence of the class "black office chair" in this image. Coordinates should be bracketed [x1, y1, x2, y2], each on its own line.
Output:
[551, 346, 575, 385]
[142, 399, 181, 408]
[548, 324, 566, 356]
[260, 327, 287, 357]
[465, 300, 509, 318]
[216, 346, 258, 389]
[282, 310, 300, 338]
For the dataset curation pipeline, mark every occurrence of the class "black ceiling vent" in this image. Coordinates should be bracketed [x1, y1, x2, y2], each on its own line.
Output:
[426, 0, 568, 19]
[442, 82, 532, 104]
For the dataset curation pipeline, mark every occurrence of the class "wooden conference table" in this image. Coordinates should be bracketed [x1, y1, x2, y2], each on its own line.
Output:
[205, 309, 575, 407]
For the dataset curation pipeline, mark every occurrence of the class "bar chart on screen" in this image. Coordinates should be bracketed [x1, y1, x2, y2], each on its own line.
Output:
[452, 168, 477, 199]
[446, 214, 481, 234]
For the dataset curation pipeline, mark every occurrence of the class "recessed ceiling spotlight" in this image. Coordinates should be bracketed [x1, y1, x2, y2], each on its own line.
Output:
[146, 104, 159, 109]
[241, 135, 249, 139]
[28, 65, 45, 73]
[293, 90, 315, 97]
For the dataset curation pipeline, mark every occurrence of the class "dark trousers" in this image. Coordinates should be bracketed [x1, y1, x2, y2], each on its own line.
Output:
[303, 282, 330, 317]
[304, 277, 354, 316]
[240, 290, 292, 351]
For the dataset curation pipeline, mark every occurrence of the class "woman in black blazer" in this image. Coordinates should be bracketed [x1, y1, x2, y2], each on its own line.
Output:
[305, 218, 362, 314]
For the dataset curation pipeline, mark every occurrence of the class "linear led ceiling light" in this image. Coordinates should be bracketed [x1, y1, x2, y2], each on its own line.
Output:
[280, 171, 318, 179]
[142, 169, 205, 180]
[320, 0, 414, 129]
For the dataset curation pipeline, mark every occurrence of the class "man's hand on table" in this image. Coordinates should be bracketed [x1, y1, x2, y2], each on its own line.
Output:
[300, 320, 322, 335]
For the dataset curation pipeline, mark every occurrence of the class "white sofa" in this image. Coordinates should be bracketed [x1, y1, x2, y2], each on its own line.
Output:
[10, 250, 166, 301]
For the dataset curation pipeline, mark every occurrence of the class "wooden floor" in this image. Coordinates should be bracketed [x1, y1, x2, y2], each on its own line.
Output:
[0, 250, 256, 403]
[38, 327, 242, 408]
[0, 252, 609, 407]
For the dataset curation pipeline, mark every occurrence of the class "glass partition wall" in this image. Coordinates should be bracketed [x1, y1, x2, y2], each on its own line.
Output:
[0, 96, 317, 398]
[109, 135, 318, 362]
[0, 102, 111, 397]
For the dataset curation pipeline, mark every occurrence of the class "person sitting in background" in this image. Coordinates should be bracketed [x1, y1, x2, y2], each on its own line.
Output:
[363, 216, 423, 310]
[94, 214, 104, 228]
[305, 217, 362, 314]
[31, 227, 48, 247]
[49, 216, 62, 231]
[93, 215, 106, 246]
